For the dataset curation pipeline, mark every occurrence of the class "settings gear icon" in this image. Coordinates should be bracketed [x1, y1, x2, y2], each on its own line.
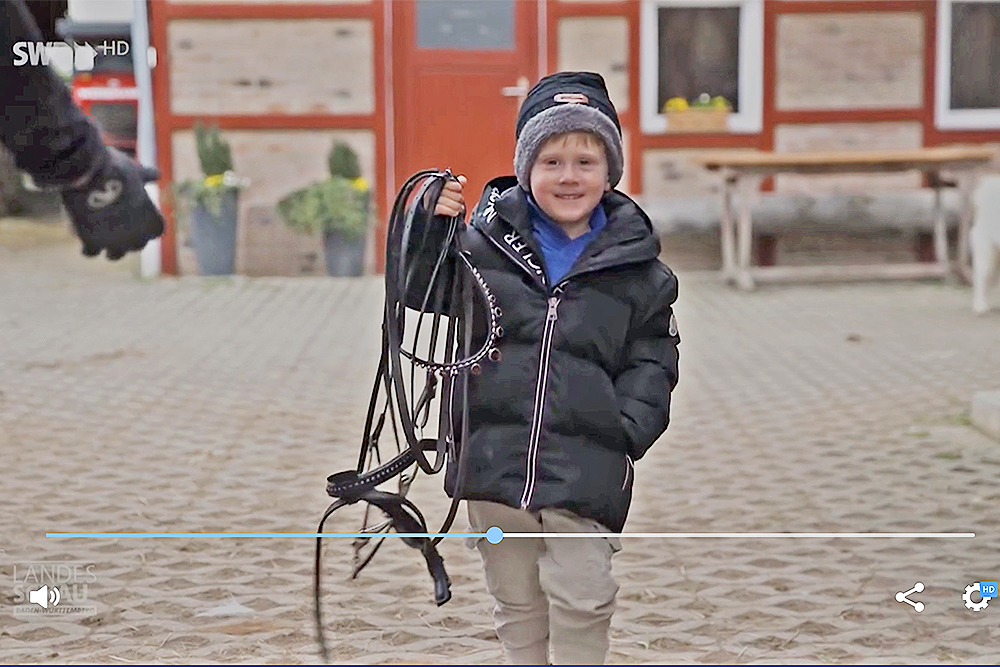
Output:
[963, 583, 990, 611]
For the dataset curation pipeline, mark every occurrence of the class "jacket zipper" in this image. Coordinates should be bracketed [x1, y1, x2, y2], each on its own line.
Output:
[476, 225, 555, 509]
[519, 288, 562, 509]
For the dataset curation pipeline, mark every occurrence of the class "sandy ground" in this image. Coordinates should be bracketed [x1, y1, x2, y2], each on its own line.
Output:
[2, 222, 1000, 664]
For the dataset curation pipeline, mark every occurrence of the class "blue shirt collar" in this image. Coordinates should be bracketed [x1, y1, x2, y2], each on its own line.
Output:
[525, 191, 607, 242]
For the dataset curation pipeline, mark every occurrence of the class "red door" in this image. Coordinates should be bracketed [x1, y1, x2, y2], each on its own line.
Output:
[393, 0, 538, 204]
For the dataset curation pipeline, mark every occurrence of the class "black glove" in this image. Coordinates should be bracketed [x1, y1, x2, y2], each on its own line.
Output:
[60, 147, 166, 260]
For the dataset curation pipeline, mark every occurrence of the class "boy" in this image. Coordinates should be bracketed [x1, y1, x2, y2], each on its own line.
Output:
[428, 72, 679, 664]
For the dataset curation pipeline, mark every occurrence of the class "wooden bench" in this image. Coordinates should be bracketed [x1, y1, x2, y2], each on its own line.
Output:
[690, 147, 997, 290]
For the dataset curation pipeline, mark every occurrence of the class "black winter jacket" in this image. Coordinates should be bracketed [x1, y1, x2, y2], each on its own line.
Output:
[421, 177, 679, 532]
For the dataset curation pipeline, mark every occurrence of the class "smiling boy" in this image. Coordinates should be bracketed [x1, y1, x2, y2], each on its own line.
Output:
[428, 71, 680, 664]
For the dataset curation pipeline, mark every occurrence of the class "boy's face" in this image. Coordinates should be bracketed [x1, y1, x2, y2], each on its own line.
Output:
[529, 132, 610, 236]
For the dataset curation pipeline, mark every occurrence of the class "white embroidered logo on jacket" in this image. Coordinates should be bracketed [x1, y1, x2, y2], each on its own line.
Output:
[502, 230, 545, 279]
[481, 187, 502, 224]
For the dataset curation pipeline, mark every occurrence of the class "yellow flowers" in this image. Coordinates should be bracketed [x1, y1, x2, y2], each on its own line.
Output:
[176, 169, 248, 217]
[663, 95, 732, 113]
[710, 96, 732, 110]
[201, 171, 250, 190]
[664, 97, 689, 111]
[350, 176, 369, 192]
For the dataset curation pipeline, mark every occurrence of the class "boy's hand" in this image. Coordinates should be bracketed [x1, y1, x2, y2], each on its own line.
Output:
[433, 175, 467, 219]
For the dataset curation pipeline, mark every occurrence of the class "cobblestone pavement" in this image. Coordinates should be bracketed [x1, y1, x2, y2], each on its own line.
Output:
[1, 236, 1000, 664]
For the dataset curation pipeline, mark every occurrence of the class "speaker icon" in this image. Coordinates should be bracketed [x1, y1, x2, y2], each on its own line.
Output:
[28, 584, 61, 609]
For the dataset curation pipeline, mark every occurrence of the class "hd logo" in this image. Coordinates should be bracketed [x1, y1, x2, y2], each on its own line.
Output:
[12, 41, 97, 72]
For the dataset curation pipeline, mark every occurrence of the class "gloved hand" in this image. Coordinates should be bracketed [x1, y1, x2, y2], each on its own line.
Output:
[59, 147, 166, 260]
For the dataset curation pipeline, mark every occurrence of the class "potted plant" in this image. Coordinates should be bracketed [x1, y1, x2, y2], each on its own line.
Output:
[277, 141, 370, 277]
[174, 122, 248, 275]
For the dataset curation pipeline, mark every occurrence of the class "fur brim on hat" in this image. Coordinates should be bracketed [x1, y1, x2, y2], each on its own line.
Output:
[513, 103, 623, 191]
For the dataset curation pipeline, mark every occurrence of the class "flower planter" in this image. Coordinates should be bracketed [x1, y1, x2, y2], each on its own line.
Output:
[323, 229, 365, 277]
[277, 142, 371, 276]
[665, 108, 730, 133]
[190, 188, 239, 275]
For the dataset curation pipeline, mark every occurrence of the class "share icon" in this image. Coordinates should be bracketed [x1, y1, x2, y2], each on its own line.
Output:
[895, 582, 925, 612]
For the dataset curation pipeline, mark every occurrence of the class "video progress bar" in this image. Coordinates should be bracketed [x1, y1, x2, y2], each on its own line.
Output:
[47, 530, 976, 545]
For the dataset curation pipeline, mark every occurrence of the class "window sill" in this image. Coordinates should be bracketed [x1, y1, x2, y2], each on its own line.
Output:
[935, 109, 1000, 131]
[642, 114, 761, 135]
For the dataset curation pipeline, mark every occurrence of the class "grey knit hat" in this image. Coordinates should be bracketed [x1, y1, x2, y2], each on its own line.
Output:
[513, 72, 623, 191]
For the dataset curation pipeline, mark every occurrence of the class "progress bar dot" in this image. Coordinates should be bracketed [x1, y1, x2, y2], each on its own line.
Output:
[486, 526, 504, 544]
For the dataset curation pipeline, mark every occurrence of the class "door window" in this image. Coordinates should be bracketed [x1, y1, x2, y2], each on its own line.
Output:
[416, 0, 514, 50]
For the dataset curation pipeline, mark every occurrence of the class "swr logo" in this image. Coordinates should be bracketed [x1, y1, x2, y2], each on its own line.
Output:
[11, 41, 97, 72]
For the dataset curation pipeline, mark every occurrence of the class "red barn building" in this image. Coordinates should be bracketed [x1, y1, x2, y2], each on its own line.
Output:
[149, 1, 1000, 275]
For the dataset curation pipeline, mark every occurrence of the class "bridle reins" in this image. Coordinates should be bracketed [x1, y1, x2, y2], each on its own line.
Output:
[313, 170, 502, 662]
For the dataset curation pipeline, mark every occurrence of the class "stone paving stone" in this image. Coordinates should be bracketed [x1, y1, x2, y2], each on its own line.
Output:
[1, 244, 1000, 663]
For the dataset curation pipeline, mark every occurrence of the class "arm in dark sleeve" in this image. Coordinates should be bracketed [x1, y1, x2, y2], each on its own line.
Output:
[0, 0, 105, 186]
[614, 265, 681, 461]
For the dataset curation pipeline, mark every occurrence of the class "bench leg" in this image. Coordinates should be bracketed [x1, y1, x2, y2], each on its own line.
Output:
[719, 174, 737, 285]
[736, 176, 758, 291]
[932, 176, 951, 278]
[956, 171, 977, 285]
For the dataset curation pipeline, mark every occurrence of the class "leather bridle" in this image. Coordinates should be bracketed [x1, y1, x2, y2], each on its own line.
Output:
[313, 170, 502, 662]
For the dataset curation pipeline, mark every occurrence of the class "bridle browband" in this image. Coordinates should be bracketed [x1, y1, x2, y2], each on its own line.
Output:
[313, 170, 501, 662]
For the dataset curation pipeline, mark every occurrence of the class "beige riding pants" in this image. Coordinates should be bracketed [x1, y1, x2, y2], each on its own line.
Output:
[467, 500, 621, 665]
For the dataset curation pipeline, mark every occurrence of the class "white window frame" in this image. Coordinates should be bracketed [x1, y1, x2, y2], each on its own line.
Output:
[640, 0, 763, 135]
[936, 0, 1000, 129]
